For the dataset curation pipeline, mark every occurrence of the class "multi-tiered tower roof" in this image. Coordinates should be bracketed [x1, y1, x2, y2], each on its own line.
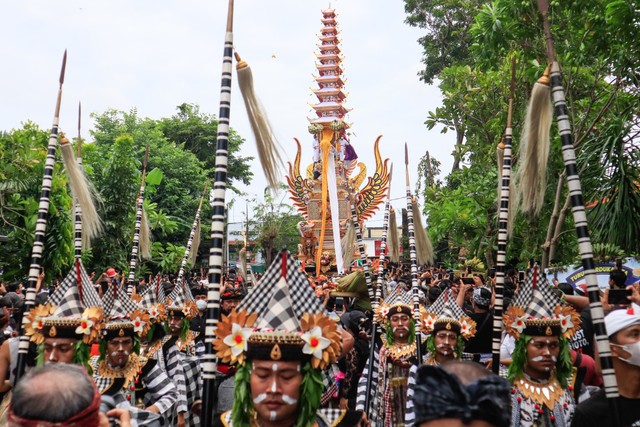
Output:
[310, 9, 350, 127]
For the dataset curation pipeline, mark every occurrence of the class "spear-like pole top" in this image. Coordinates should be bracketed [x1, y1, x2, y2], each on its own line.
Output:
[226, 0, 234, 33]
[59, 50, 67, 86]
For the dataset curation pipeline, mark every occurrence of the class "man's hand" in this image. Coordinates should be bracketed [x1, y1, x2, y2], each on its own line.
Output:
[144, 404, 161, 414]
[339, 397, 349, 410]
[177, 411, 186, 427]
[359, 411, 371, 427]
[99, 408, 131, 427]
[190, 400, 202, 415]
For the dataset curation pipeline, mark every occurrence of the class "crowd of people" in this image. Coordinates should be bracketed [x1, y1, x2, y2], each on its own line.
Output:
[0, 257, 639, 427]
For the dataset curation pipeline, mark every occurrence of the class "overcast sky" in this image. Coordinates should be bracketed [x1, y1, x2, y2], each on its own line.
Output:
[1, 0, 456, 227]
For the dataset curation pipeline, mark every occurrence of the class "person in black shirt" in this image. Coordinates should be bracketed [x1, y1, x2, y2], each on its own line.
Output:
[463, 286, 493, 360]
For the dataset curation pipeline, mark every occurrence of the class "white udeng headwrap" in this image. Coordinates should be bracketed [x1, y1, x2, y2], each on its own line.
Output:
[605, 308, 640, 337]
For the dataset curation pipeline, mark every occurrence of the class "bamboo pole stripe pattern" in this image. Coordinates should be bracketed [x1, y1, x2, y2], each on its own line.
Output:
[127, 184, 144, 295]
[492, 126, 512, 374]
[405, 186, 423, 364]
[375, 199, 391, 308]
[351, 202, 374, 302]
[16, 53, 67, 382]
[201, 2, 234, 424]
[549, 61, 618, 398]
[177, 182, 207, 286]
[177, 211, 200, 285]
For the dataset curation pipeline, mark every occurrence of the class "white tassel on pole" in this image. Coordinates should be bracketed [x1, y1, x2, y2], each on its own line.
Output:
[412, 197, 434, 266]
[341, 219, 356, 270]
[59, 134, 102, 245]
[189, 218, 201, 266]
[515, 66, 552, 216]
[235, 52, 283, 190]
[388, 207, 400, 263]
[139, 205, 152, 260]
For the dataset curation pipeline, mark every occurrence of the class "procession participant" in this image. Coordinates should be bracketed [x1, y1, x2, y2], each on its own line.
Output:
[502, 266, 582, 427]
[213, 250, 359, 427]
[137, 278, 189, 427]
[91, 283, 177, 426]
[419, 288, 477, 367]
[356, 288, 419, 426]
[410, 360, 511, 427]
[571, 309, 640, 426]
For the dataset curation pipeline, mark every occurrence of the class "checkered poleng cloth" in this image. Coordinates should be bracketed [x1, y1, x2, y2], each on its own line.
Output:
[47, 262, 102, 316]
[139, 276, 166, 307]
[182, 355, 201, 426]
[427, 288, 466, 321]
[512, 266, 562, 319]
[238, 250, 327, 323]
[167, 281, 194, 306]
[102, 282, 138, 319]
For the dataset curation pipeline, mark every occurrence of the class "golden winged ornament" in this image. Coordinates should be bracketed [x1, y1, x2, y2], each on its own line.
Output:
[286, 135, 389, 221]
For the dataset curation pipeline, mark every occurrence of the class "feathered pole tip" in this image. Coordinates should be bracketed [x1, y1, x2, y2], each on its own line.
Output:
[234, 51, 283, 191]
[59, 132, 103, 244]
[514, 64, 552, 217]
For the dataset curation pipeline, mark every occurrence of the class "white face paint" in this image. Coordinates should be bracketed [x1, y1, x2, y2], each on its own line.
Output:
[282, 395, 298, 405]
[436, 344, 456, 356]
[110, 350, 129, 357]
[271, 379, 277, 393]
[270, 411, 277, 421]
[253, 393, 268, 404]
[530, 355, 558, 363]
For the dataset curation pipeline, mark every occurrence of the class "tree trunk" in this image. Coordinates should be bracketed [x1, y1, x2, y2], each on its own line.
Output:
[542, 173, 566, 268]
[549, 194, 571, 263]
[450, 117, 465, 173]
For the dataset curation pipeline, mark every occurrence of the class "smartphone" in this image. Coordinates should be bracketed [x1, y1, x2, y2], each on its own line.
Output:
[335, 297, 345, 307]
[461, 277, 475, 285]
[608, 289, 632, 305]
[518, 271, 525, 282]
[488, 268, 496, 279]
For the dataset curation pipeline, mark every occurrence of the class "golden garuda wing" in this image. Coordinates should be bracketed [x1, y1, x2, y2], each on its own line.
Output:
[356, 135, 390, 221]
[286, 138, 311, 219]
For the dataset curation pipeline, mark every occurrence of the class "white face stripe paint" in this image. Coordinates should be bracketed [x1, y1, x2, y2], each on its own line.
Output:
[271, 378, 277, 393]
[270, 411, 277, 421]
[530, 355, 558, 362]
[282, 394, 298, 405]
[272, 364, 278, 371]
[253, 393, 268, 404]
[49, 350, 56, 361]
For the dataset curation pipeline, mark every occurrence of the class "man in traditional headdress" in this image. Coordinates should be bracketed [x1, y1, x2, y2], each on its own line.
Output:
[571, 308, 640, 426]
[502, 266, 582, 427]
[91, 283, 177, 426]
[410, 360, 511, 427]
[213, 250, 360, 427]
[24, 262, 104, 372]
[356, 288, 418, 426]
[419, 288, 477, 367]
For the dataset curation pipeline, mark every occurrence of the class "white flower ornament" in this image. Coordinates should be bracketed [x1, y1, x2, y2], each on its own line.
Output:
[76, 318, 94, 336]
[223, 323, 253, 357]
[511, 316, 527, 334]
[559, 314, 574, 332]
[132, 316, 146, 334]
[301, 326, 331, 360]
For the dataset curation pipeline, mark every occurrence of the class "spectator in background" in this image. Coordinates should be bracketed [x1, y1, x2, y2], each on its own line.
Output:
[8, 363, 131, 427]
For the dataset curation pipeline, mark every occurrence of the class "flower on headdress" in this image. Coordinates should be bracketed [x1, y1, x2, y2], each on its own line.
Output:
[301, 313, 341, 369]
[129, 309, 150, 338]
[554, 305, 581, 339]
[420, 312, 438, 334]
[25, 304, 55, 345]
[223, 323, 254, 358]
[503, 306, 527, 339]
[301, 326, 331, 359]
[78, 306, 103, 344]
[373, 305, 390, 324]
[459, 316, 477, 340]
[214, 309, 258, 365]
[148, 304, 166, 324]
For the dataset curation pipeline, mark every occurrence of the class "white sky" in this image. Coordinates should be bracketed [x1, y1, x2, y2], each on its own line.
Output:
[1, 0, 455, 228]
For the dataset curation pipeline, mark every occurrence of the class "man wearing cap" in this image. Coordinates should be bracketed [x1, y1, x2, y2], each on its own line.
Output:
[213, 250, 359, 427]
[458, 284, 493, 362]
[91, 284, 177, 426]
[571, 309, 640, 426]
[503, 267, 581, 427]
[356, 289, 419, 426]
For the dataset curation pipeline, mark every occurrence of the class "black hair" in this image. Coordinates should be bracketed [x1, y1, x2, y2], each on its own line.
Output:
[557, 282, 574, 296]
[610, 269, 627, 289]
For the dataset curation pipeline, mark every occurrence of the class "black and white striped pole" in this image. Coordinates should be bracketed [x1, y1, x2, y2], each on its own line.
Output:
[15, 51, 67, 382]
[127, 145, 149, 295]
[405, 143, 423, 364]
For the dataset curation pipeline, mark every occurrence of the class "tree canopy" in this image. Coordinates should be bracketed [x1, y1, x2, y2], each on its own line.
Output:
[0, 104, 254, 281]
[404, 0, 640, 268]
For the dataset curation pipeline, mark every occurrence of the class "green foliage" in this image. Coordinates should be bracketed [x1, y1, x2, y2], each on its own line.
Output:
[298, 362, 323, 427]
[247, 185, 305, 266]
[0, 123, 74, 281]
[232, 363, 252, 427]
[407, 0, 640, 267]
